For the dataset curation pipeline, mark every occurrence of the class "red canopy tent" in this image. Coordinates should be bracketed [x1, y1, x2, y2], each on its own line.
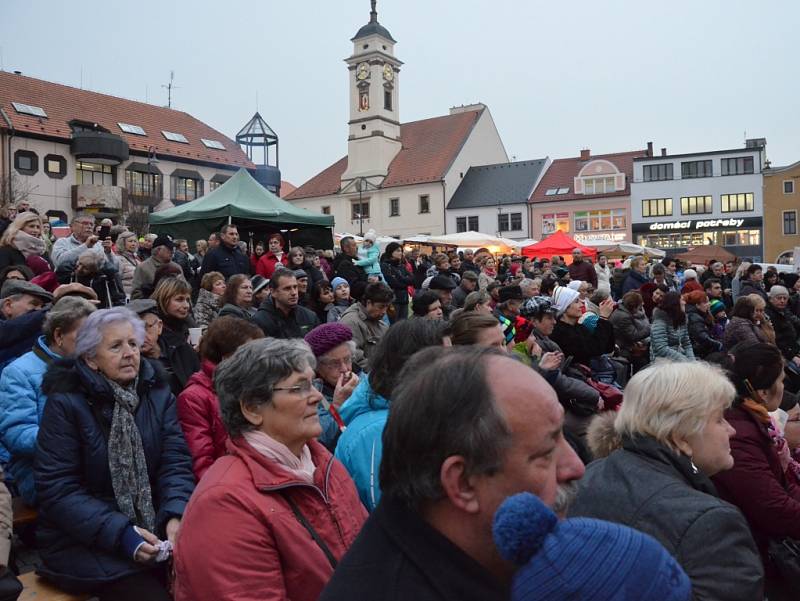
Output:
[521, 230, 597, 263]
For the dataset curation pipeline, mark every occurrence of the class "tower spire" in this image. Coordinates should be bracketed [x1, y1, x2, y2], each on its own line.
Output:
[370, 0, 377, 23]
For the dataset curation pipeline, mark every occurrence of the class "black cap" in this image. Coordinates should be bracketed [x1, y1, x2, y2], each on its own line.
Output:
[499, 285, 524, 303]
[429, 275, 457, 290]
[520, 296, 556, 319]
[152, 235, 174, 251]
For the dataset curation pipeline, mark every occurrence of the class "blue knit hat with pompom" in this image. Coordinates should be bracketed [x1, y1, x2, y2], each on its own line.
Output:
[493, 493, 692, 601]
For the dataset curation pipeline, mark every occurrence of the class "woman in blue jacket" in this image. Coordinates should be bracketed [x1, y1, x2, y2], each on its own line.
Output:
[335, 319, 445, 511]
[35, 307, 195, 599]
[0, 296, 95, 504]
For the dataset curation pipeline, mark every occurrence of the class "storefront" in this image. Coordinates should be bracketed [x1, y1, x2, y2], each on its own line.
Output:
[632, 217, 763, 260]
[534, 200, 632, 243]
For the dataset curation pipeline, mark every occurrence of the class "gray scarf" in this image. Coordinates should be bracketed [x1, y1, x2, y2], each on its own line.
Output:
[104, 376, 156, 532]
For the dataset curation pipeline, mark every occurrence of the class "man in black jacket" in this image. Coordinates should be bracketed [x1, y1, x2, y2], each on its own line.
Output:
[331, 237, 367, 289]
[200, 224, 250, 280]
[253, 268, 319, 339]
[765, 285, 800, 363]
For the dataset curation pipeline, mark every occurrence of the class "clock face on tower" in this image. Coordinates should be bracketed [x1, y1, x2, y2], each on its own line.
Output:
[356, 62, 369, 81]
[382, 64, 394, 82]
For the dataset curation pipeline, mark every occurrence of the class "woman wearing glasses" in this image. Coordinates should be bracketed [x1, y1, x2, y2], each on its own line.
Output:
[173, 338, 367, 601]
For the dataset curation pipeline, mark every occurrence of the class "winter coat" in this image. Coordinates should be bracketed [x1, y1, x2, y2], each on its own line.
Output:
[176, 360, 228, 481]
[380, 258, 413, 305]
[713, 405, 800, 581]
[686, 305, 723, 358]
[608, 303, 650, 360]
[595, 263, 612, 293]
[130, 256, 181, 300]
[193, 288, 221, 329]
[568, 259, 597, 288]
[478, 270, 495, 291]
[739, 279, 768, 302]
[0, 308, 47, 377]
[723, 316, 770, 351]
[326, 300, 351, 323]
[621, 269, 649, 295]
[255, 251, 288, 279]
[319, 497, 508, 601]
[356, 244, 381, 277]
[332, 254, 367, 288]
[35, 358, 195, 592]
[570, 434, 763, 601]
[252, 296, 320, 339]
[173, 437, 367, 601]
[157, 315, 201, 395]
[0, 336, 60, 504]
[339, 303, 388, 370]
[201, 243, 250, 280]
[0, 467, 11, 568]
[550, 317, 615, 366]
[51, 234, 106, 269]
[218, 303, 256, 320]
[0, 245, 25, 270]
[765, 305, 800, 360]
[114, 251, 139, 297]
[650, 309, 695, 362]
[335, 377, 388, 512]
[62, 268, 126, 309]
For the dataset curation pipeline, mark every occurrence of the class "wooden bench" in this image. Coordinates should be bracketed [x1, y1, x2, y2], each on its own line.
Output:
[18, 572, 90, 601]
[12, 498, 38, 528]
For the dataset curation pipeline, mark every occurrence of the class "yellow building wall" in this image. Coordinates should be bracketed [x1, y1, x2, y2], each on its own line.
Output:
[763, 163, 800, 262]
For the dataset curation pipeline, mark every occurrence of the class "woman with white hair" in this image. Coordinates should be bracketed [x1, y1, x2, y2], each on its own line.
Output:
[114, 231, 140, 298]
[35, 307, 195, 600]
[569, 360, 763, 600]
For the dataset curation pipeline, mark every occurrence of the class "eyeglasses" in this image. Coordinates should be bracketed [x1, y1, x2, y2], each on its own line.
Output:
[272, 378, 322, 397]
[318, 355, 352, 368]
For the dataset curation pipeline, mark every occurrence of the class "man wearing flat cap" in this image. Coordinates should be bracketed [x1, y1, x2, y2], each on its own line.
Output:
[428, 275, 457, 320]
[130, 234, 181, 299]
[0, 280, 54, 373]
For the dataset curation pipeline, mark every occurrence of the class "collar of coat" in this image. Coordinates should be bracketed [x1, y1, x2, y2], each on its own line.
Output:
[42, 356, 165, 403]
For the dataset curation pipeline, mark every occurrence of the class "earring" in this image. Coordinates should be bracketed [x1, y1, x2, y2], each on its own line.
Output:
[689, 459, 699, 474]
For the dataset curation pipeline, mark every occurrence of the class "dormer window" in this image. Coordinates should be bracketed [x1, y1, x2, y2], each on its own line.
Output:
[583, 177, 617, 195]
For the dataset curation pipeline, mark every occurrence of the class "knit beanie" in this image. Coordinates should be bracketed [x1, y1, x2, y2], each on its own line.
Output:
[493, 493, 692, 601]
[567, 280, 583, 291]
[364, 229, 377, 243]
[551, 285, 580, 316]
[331, 277, 348, 291]
[709, 299, 726, 316]
[304, 323, 353, 358]
[683, 268, 698, 280]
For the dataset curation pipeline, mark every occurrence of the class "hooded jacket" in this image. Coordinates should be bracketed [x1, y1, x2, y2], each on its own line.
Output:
[253, 296, 320, 339]
[650, 308, 694, 362]
[339, 303, 388, 370]
[35, 358, 195, 592]
[334, 377, 389, 512]
[173, 437, 367, 601]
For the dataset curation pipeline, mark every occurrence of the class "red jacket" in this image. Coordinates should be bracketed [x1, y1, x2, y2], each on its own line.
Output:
[173, 437, 367, 601]
[256, 251, 288, 279]
[712, 405, 800, 574]
[176, 360, 228, 481]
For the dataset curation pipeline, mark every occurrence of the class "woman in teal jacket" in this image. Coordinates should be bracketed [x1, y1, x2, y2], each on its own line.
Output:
[335, 319, 446, 511]
[0, 296, 95, 504]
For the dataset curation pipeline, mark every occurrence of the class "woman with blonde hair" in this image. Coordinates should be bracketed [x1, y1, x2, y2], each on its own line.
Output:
[723, 294, 775, 350]
[570, 360, 763, 600]
[151, 277, 200, 394]
[0, 211, 45, 270]
[114, 231, 140, 298]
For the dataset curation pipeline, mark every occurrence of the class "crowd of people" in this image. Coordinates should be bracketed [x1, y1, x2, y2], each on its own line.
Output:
[1, 204, 800, 599]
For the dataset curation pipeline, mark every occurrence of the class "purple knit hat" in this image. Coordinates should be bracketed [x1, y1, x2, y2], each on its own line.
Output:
[304, 323, 353, 358]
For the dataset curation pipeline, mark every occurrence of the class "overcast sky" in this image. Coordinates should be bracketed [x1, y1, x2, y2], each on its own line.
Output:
[3, 0, 799, 186]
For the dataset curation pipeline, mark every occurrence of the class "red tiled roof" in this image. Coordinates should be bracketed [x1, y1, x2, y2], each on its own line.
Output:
[529, 149, 648, 203]
[286, 109, 482, 200]
[279, 180, 297, 197]
[0, 71, 254, 169]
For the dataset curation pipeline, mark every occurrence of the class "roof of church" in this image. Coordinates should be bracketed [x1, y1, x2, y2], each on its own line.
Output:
[0, 70, 254, 169]
[529, 149, 648, 204]
[286, 108, 484, 200]
[447, 159, 549, 210]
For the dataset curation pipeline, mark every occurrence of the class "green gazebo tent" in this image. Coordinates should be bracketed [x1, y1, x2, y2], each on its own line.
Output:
[149, 168, 334, 249]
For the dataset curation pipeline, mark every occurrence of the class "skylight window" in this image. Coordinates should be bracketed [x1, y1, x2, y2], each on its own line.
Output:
[12, 102, 47, 118]
[162, 130, 189, 144]
[557, 187, 570, 194]
[118, 122, 146, 136]
[201, 138, 226, 150]
[545, 188, 559, 196]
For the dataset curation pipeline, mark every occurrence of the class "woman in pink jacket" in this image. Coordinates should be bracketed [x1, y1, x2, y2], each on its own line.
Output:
[173, 337, 367, 601]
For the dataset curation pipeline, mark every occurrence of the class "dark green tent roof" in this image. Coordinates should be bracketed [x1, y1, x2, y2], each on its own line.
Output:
[149, 168, 334, 227]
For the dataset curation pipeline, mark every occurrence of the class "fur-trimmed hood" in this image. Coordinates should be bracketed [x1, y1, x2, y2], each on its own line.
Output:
[42, 356, 168, 402]
[586, 411, 622, 460]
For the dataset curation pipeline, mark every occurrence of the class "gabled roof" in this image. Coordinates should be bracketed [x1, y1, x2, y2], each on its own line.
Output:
[280, 180, 297, 197]
[530, 149, 647, 204]
[286, 108, 483, 200]
[0, 71, 254, 169]
[447, 159, 548, 210]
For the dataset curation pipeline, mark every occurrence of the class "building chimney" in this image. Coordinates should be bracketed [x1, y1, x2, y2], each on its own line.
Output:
[661, 148, 667, 157]
[13, 71, 21, 76]
[580, 148, 590, 161]
[647, 141, 653, 157]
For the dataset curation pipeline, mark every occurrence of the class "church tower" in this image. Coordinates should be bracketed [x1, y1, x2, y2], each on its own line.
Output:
[340, 0, 402, 185]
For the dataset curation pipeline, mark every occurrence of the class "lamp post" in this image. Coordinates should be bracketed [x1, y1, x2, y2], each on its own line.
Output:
[357, 178, 364, 237]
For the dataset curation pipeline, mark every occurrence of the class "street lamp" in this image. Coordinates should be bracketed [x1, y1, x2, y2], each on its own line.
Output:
[357, 178, 364, 237]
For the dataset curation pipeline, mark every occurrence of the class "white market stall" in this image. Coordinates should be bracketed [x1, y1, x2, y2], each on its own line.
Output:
[580, 238, 666, 259]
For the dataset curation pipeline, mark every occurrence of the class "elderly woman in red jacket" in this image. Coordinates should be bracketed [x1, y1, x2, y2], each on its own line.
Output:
[173, 337, 367, 601]
[712, 342, 800, 601]
[176, 316, 263, 481]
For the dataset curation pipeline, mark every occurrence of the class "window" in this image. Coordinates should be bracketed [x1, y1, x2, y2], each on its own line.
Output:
[162, 130, 189, 144]
[720, 229, 761, 247]
[11, 102, 47, 118]
[456, 217, 467, 233]
[783, 211, 797, 236]
[419, 194, 430, 214]
[583, 176, 616, 195]
[643, 163, 673, 181]
[45, 155, 66, 178]
[721, 157, 754, 176]
[681, 160, 712, 179]
[322, 206, 331, 215]
[76, 161, 113, 185]
[557, 188, 569, 194]
[384, 90, 392, 111]
[498, 214, 509, 232]
[721, 192, 754, 212]
[468, 215, 479, 231]
[118, 122, 146, 136]
[351, 200, 370, 221]
[389, 197, 399, 217]
[542, 212, 570, 235]
[545, 188, 558, 196]
[680, 195, 713, 215]
[574, 209, 627, 232]
[208, 174, 230, 191]
[498, 213, 522, 232]
[642, 198, 673, 217]
[201, 139, 226, 150]
[174, 177, 203, 201]
[126, 169, 162, 198]
[784, 180, 795, 194]
[510, 213, 522, 231]
[13, 150, 38, 175]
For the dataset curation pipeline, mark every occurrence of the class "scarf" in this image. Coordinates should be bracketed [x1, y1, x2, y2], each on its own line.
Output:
[12, 230, 46, 258]
[105, 375, 157, 532]
[742, 398, 800, 483]
[483, 267, 496, 278]
[243, 430, 315, 484]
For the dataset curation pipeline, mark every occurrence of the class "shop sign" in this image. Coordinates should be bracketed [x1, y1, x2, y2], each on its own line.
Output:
[647, 218, 746, 231]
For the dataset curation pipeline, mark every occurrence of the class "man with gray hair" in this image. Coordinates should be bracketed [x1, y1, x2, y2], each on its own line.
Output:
[51, 213, 106, 268]
[452, 270, 478, 308]
[131, 235, 181, 300]
[320, 346, 585, 601]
